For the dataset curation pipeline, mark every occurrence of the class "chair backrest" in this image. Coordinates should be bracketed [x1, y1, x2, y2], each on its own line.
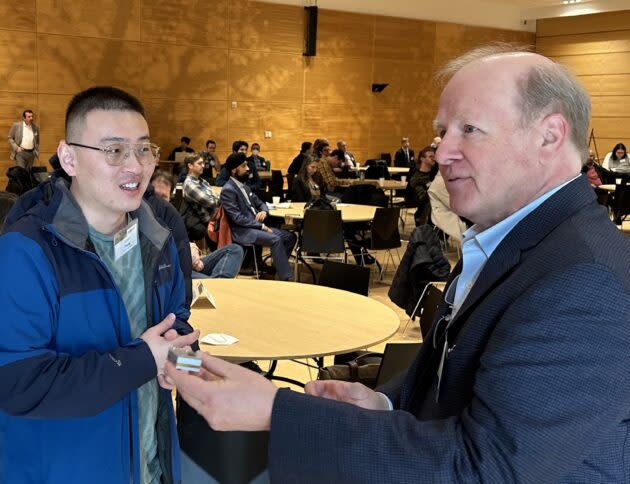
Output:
[380, 152, 392, 166]
[341, 184, 388, 207]
[375, 343, 421, 387]
[171, 186, 184, 210]
[419, 283, 443, 338]
[613, 183, 630, 216]
[318, 261, 370, 296]
[365, 163, 390, 180]
[301, 209, 345, 253]
[371, 207, 401, 250]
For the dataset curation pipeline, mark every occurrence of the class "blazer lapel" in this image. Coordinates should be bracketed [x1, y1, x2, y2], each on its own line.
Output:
[399, 176, 596, 410]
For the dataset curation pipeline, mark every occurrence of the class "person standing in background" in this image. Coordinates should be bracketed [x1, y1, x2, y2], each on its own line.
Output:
[8, 109, 39, 170]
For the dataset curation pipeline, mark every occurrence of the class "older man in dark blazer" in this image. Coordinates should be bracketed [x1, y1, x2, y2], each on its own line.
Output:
[219, 152, 295, 281]
[8, 109, 39, 170]
[167, 46, 630, 483]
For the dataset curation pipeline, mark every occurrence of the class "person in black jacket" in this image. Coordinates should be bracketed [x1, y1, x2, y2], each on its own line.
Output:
[287, 142, 313, 175]
[291, 158, 325, 202]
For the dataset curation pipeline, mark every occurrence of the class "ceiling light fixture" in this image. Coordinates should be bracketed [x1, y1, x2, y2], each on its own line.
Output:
[562, 0, 581, 4]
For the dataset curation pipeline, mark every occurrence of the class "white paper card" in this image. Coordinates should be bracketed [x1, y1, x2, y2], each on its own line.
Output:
[191, 281, 217, 308]
[200, 333, 239, 345]
[113, 218, 139, 260]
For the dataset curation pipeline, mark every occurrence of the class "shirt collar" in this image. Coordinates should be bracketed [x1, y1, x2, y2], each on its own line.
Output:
[462, 174, 580, 259]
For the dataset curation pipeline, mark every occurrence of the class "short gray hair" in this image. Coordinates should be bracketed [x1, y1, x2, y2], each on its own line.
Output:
[438, 43, 591, 161]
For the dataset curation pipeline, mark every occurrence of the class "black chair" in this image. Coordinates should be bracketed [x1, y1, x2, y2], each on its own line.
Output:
[612, 182, 630, 225]
[341, 184, 388, 207]
[364, 161, 391, 180]
[380, 152, 392, 166]
[357, 207, 402, 280]
[402, 282, 444, 338]
[318, 260, 370, 296]
[170, 186, 183, 210]
[295, 209, 346, 282]
[269, 170, 284, 201]
[374, 342, 421, 387]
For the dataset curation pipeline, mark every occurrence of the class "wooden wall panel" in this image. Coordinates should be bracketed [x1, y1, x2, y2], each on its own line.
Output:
[578, 74, 630, 97]
[591, 118, 630, 141]
[303, 105, 371, 150]
[373, 17, 436, 63]
[229, 51, 303, 102]
[37, 0, 141, 40]
[0, 0, 36, 32]
[591, 96, 630, 118]
[304, 57, 372, 105]
[0, 0, 532, 179]
[144, 99, 228, 156]
[372, 59, 437, 107]
[435, 22, 535, 66]
[316, 10, 374, 59]
[37, 94, 71, 152]
[550, 52, 630, 76]
[0, 31, 36, 92]
[537, 11, 630, 150]
[142, 43, 228, 100]
[536, 30, 630, 57]
[229, 1, 302, 54]
[37, 35, 144, 95]
[537, 11, 630, 38]
[141, 0, 228, 48]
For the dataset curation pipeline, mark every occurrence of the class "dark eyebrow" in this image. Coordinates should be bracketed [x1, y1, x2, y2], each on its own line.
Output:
[99, 135, 151, 143]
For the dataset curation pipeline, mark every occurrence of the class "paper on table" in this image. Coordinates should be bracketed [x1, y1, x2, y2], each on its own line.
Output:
[191, 281, 217, 308]
[269, 202, 292, 208]
[200, 333, 239, 345]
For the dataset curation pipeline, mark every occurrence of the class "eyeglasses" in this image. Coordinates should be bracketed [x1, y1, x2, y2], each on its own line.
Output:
[68, 142, 160, 166]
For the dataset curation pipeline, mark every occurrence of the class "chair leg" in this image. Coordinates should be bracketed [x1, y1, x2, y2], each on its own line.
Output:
[252, 246, 260, 279]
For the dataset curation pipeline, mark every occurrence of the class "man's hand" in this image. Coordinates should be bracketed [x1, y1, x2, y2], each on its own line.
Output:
[304, 380, 390, 410]
[140, 313, 200, 383]
[262, 225, 273, 233]
[16, 147, 23, 153]
[165, 352, 278, 431]
[192, 259, 204, 272]
[255, 211, 267, 222]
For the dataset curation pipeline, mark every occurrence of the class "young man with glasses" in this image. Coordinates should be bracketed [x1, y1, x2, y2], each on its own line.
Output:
[0, 86, 199, 484]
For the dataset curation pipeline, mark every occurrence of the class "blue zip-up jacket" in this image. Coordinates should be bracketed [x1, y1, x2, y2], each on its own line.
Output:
[0, 176, 192, 483]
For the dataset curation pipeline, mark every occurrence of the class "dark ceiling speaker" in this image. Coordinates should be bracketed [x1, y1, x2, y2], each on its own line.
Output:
[372, 83, 389, 93]
[303, 6, 318, 57]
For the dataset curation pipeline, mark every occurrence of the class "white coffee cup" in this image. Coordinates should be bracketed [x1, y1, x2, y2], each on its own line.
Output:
[401, 176, 407, 183]
[378, 177, 385, 187]
[616, 178, 622, 185]
[272, 196, 280, 204]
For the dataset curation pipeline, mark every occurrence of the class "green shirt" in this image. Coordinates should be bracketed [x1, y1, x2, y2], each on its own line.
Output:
[89, 221, 161, 484]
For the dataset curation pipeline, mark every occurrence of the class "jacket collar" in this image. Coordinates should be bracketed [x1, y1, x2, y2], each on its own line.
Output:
[449, 175, 595, 324]
[47, 177, 169, 251]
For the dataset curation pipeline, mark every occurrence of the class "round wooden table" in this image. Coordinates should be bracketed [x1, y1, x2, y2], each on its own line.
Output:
[268, 202, 376, 222]
[190, 279, 400, 361]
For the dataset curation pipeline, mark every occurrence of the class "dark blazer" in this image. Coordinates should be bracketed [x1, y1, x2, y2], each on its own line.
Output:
[268, 175, 630, 483]
[219, 178, 268, 244]
[287, 153, 306, 175]
[394, 147, 414, 167]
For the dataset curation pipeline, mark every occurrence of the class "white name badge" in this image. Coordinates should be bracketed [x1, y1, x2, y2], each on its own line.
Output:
[113, 218, 139, 260]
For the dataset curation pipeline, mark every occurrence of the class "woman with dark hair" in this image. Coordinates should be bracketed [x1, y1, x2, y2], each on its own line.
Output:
[291, 158, 325, 202]
[602, 143, 630, 172]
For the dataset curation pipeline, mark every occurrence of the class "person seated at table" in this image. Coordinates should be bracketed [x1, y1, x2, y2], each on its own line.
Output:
[220, 153, 296, 281]
[190, 241, 243, 279]
[247, 143, 269, 172]
[200, 139, 221, 182]
[602, 142, 630, 173]
[314, 140, 341, 196]
[292, 158, 326, 202]
[151, 170, 175, 202]
[215, 140, 262, 191]
[288, 141, 313, 175]
[407, 146, 437, 226]
[183, 154, 219, 218]
[167, 135, 195, 160]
